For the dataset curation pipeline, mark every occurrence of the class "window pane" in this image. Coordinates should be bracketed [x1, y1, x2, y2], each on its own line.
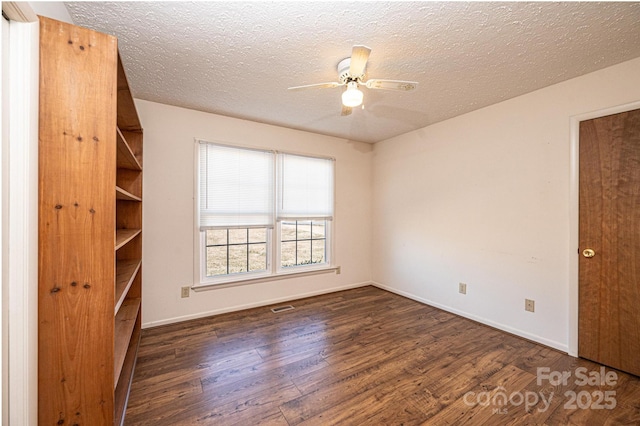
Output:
[297, 241, 311, 265]
[311, 221, 325, 239]
[279, 220, 329, 269]
[206, 246, 227, 276]
[229, 228, 247, 244]
[249, 228, 266, 243]
[281, 222, 296, 241]
[204, 227, 270, 278]
[206, 229, 227, 246]
[281, 241, 296, 267]
[229, 245, 247, 274]
[312, 239, 325, 264]
[248, 243, 267, 271]
[297, 221, 311, 240]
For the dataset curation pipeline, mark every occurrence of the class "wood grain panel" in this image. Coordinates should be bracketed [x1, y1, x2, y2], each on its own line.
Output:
[115, 259, 142, 314]
[116, 313, 142, 426]
[116, 201, 142, 230]
[579, 109, 640, 377]
[117, 128, 142, 171]
[116, 229, 142, 250]
[117, 55, 142, 132]
[38, 16, 117, 424]
[116, 186, 142, 202]
[116, 234, 142, 267]
[124, 286, 640, 425]
[115, 299, 141, 383]
[116, 169, 142, 200]
[121, 130, 143, 168]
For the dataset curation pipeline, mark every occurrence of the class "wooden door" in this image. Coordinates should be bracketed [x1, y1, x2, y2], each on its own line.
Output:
[578, 108, 640, 377]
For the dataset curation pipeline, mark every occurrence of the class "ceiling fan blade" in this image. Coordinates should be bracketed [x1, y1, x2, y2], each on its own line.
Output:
[288, 82, 342, 90]
[341, 105, 352, 116]
[365, 79, 418, 91]
[349, 45, 371, 77]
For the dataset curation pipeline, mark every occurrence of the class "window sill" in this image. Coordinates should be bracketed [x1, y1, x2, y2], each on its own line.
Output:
[192, 265, 340, 292]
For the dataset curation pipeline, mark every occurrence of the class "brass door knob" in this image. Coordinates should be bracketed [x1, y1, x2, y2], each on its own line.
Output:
[582, 248, 596, 258]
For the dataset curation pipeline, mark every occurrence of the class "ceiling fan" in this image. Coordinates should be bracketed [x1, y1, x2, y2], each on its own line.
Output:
[288, 45, 418, 116]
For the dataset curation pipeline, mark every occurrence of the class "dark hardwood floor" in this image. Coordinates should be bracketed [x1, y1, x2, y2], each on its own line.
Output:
[125, 286, 640, 425]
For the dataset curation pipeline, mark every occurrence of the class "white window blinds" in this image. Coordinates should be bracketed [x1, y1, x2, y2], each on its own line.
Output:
[198, 142, 274, 229]
[277, 153, 334, 221]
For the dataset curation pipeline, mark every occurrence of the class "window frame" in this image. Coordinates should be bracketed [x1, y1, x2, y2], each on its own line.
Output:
[194, 140, 336, 289]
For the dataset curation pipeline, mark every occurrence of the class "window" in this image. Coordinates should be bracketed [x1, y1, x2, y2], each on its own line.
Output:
[281, 220, 327, 267]
[196, 141, 334, 285]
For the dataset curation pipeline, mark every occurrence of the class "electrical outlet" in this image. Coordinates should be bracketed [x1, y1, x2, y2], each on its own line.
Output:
[336, 266, 341, 275]
[181, 286, 190, 298]
[525, 299, 535, 312]
[459, 282, 467, 295]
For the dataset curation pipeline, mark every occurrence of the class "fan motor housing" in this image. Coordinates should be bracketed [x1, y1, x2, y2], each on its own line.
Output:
[337, 57, 364, 84]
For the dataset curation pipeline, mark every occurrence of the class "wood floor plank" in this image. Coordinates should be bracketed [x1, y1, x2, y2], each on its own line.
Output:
[280, 346, 434, 425]
[170, 382, 301, 426]
[126, 354, 324, 424]
[132, 348, 263, 387]
[125, 286, 640, 425]
[137, 323, 218, 358]
[424, 365, 536, 425]
[199, 354, 328, 393]
[125, 379, 203, 417]
[133, 347, 176, 370]
[126, 349, 266, 421]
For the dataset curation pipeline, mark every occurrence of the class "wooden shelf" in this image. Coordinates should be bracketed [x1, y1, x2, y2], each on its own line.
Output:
[116, 185, 141, 201]
[115, 229, 141, 250]
[114, 298, 141, 387]
[115, 259, 142, 314]
[117, 127, 142, 171]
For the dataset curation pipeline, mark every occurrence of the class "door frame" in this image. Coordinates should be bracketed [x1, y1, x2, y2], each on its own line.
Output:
[568, 100, 640, 357]
[1, 2, 39, 423]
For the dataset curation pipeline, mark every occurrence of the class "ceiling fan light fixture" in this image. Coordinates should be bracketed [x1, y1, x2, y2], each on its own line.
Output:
[288, 45, 417, 114]
[342, 81, 363, 107]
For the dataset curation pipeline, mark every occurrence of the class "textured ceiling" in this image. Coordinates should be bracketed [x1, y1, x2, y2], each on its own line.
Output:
[65, 2, 640, 144]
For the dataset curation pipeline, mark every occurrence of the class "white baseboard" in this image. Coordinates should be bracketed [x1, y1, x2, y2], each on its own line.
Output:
[142, 281, 372, 329]
[143, 280, 570, 355]
[371, 281, 569, 354]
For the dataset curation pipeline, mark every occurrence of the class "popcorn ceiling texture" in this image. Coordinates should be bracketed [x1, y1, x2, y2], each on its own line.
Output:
[66, 2, 640, 144]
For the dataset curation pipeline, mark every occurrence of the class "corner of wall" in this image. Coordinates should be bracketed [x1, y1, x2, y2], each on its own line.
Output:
[28, 2, 73, 23]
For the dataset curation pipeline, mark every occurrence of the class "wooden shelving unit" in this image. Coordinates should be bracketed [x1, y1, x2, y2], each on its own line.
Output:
[38, 16, 143, 425]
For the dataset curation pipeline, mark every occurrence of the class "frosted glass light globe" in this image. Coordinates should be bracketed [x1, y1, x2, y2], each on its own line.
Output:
[341, 82, 363, 107]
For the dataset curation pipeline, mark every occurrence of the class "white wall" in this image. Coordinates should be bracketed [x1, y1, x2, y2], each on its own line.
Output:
[371, 57, 640, 352]
[29, 2, 72, 23]
[136, 100, 372, 327]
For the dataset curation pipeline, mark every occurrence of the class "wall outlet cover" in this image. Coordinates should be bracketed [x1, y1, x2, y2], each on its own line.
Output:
[525, 298, 535, 312]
